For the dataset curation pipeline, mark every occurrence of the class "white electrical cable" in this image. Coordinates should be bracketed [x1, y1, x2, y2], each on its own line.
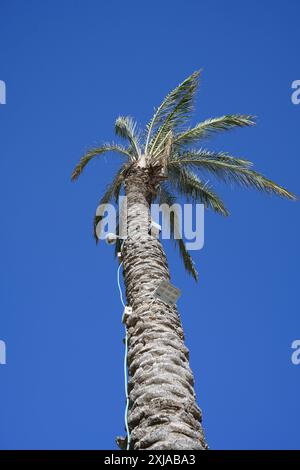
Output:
[116, 261, 163, 450]
[117, 260, 131, 450]
[117, 261, 126, 308]
[124, 330, 130, 450]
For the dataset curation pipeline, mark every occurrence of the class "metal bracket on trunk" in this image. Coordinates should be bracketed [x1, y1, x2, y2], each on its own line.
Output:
[153, 280, 181, 306]
[122, 305, 133, 324]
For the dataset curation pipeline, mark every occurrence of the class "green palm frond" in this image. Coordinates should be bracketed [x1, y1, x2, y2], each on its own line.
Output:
[71, 143, 132, 181]
[115, 116, 141, 160]
[93, 166, 126, 243]
[168, 165, 229, 216]
[174, 114, 255, 147]
[176, 238, 198, 281]
[170, 148, 252, 167]
[145, 71, 200, 154]
[159, 186, 198, 281]
[148, 74, 200, 158]
[72, 70, 296, 285]
[171, 150, 296, 200]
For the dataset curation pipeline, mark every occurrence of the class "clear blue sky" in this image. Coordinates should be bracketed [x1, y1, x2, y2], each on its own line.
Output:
[0, 0, 299, 450]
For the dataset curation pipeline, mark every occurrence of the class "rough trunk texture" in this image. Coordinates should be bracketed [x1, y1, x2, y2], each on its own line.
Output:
[121, 165, 207, 450]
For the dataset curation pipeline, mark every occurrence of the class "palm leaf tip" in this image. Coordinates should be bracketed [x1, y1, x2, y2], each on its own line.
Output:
[287, 190, 297, 201]
[71, 155, 91, 181]
[71, 167, 80, 182]
[174, 114, 256, 147]
[261, 178, 297, 200]
[115, 116, 141, 159]
[224, 167, 297, 200]
[171, 150, 296, 201]
[115, 115, 136, 138]
[206, 114, 256, 130]
[145, 71, 201, 154]
[71, 144, 132, 182]
[177, 238, 199, 281]
[71, 147, 106, 182]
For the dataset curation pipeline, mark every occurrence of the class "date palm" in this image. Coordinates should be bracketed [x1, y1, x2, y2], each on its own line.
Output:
[71, 72, 295, 450]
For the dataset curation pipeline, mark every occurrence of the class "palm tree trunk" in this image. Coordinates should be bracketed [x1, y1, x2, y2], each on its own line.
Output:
[121, 165, 207, 450]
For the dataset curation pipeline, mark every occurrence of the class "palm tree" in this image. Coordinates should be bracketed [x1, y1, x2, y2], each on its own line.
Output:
[71, 72, 295, 450]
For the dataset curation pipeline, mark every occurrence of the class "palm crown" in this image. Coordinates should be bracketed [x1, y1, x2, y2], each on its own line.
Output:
[71, 71, 296, 280]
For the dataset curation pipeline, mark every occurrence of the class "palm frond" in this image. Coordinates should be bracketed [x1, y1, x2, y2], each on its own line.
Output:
[151, 130, 173, 168]
[93, 166, 125, 243]
[71, 143, 132, 181]
[148, 74, 199, 158]
[72, 70, 296, 283]
[171, 150, 296, 200]
[168, 166, 229, 216]
[170, 148, 252, 167]
[144, 71, 200, 154]
[115, 116, 141, 160]
[159, 186, 198, 281]
[174, 114, 255, 147]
